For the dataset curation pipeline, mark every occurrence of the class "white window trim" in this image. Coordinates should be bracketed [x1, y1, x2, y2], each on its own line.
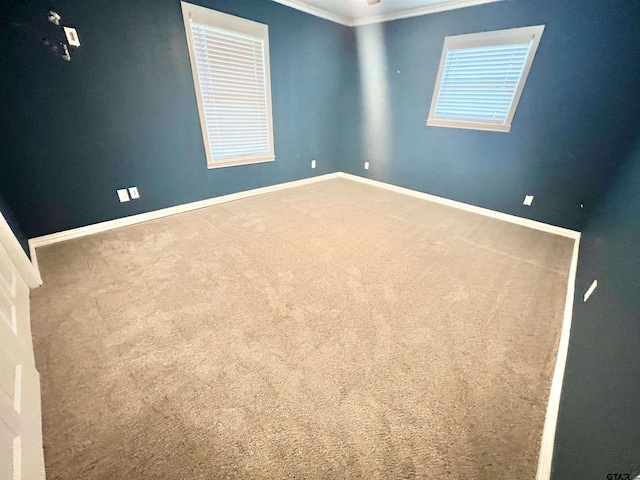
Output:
[181, 2, 275, 169]
[427, 25, 545, 133]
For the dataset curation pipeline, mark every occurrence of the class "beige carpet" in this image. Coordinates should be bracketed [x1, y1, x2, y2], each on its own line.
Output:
[30, 178, 574, 479]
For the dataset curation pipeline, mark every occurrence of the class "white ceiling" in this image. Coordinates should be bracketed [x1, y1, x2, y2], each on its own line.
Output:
[272, 0, 502, 26]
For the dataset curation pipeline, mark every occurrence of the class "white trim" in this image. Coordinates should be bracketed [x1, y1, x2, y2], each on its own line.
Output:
[28, 173, 341, 266]
[207, 156, 274, 170]
[427, 25, 545, 133]
[30, 171, 579, 256]
[27, 169, 580, 476]
[271, 0, 503, 27]
[583, 279, 597, 303]
[270, 0, 349, 26]
[181, 2, 276, 169]
[0, 211, 41, 288]
[29, 242, 40, 279]
[426, 118, 511, 133]
[335, 173, 580, 239]
[535, 236, 580, 480]
[335, 171, 579, 478]
[348, 0, 503, 27]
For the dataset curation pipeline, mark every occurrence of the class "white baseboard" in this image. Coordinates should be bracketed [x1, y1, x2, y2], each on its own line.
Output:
[334, 172, 580, 479]
[28, 173, 341, 270]
[29, 170, 581, 271]
[338, 172, 581, 480]
[535, 237, 580, 480]
[336, 173, 581, 239]
[27, 169, 579, 475]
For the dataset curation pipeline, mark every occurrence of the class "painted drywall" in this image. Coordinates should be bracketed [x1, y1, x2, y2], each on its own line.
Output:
[552, 136, 640, 477]
[5, 0, 637, 238]
[2, 0, 640, 475]
[345, 0, 640, 231]
[0, 0, 352, 238]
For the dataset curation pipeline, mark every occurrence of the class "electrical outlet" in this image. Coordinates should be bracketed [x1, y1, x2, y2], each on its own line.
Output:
[583, 280, 597, 302]
[311, 160, 316, 169]
[63, 26, 80, 47]
[117, 189, 130, 202]
[128, 187, 140, 199]
[364, 161, 370, 170]
[523, 195, 534, 206]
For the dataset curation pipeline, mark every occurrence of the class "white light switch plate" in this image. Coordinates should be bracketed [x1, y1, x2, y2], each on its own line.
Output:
[311, 160, 316, 169]
[523, 195, 534, 206]
[128, 187, 140, 199]
[364, 162, 370, 170]
[117, 189, 130, 202]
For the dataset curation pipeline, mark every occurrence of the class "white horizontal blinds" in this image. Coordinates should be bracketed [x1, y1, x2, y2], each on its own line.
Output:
[434, 42, 532, 122]
[191, 22, 270, 162]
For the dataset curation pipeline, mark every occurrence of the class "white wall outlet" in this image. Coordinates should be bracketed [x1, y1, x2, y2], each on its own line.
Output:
[364, 161, 370, 170]
[523, 195, 534, 206]
[583, 280, 598, 302]
[117, 189, 130, 202]
[128, 187, 140, 199]
[63, 26, 80, 47]
[311, 160, 316, 169]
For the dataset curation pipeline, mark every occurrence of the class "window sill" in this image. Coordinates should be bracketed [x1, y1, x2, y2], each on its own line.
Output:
[207, 156, 275, 169]
[427, 118, 512, 133]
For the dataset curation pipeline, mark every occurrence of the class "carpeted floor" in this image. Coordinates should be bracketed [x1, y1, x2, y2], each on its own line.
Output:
[30, 178, 574, 479]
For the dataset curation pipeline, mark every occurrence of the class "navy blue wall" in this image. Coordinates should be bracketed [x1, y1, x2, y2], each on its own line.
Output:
[0, 0, 352, 238]
[553, 136, 640, 478]
[5, 0, 637, 238]
[346, 0, 640, 231]
[3, 1, 640, 474]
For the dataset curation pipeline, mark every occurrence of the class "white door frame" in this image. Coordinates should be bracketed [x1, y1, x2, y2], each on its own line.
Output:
[0, 210, 45, 480]
[0, 214, 41, 289]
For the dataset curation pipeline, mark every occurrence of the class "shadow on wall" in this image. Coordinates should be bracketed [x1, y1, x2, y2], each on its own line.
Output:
[553, 135, 640, 477]
[347, 0, 640, 232]
[356, 23, 390, 179]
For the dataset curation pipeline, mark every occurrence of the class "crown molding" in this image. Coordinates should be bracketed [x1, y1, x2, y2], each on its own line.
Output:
[272, 0, 502, 27]
[348, 0, 503, 26]
[271, 0, 349, 26]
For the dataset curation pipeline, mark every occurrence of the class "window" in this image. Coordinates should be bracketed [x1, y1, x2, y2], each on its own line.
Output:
[427, 25, 544, 133]
[181, 2, 275, 168]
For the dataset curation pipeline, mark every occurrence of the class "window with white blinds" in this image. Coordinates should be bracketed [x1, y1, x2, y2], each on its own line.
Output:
[181, 3, 275, 168]
[427, 25, 544, 133]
